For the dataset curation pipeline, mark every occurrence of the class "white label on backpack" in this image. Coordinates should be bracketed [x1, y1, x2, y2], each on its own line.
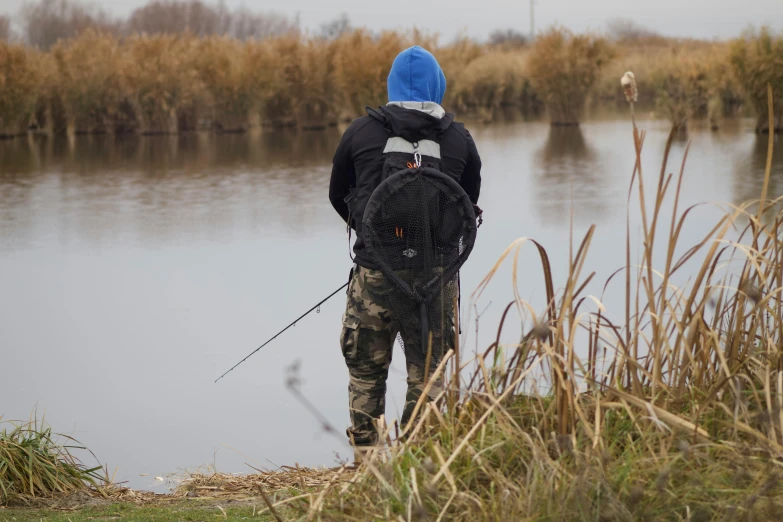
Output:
[383, 137, 441, 159]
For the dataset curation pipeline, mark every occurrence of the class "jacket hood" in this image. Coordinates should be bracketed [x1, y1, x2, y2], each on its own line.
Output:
[387, 46, 447, 104]
[367, 104, 454, 143]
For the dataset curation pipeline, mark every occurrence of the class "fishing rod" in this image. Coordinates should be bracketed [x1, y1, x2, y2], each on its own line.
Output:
[214, 281, 349, 383]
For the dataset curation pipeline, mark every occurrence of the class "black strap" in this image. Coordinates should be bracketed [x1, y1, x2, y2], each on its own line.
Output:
[347, 264, 355, 294]
[344, 191, 355, 262]
[457, 272, 462, 335]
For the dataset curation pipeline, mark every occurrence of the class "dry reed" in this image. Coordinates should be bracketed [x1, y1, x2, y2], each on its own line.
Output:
[449, 51, 537, 118]
[192, 36, 260, 132]
[597, 39, 744, 125]
[330, 30, 408, 119]
[0, 43, 45, 137]
[731, 27, 783, 133]
[176, 466, 353, 499]
[123, 33, 204, 134]
[51, 29, 126, 135]
[527, 28, 614, 125]
[0, 26, 780, 135]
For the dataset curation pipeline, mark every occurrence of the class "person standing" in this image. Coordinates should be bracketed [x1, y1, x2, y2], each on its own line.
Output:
[328, 45, 482, 456]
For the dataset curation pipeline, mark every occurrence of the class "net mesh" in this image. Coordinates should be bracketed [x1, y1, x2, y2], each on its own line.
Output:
[362, 167, 476, 363]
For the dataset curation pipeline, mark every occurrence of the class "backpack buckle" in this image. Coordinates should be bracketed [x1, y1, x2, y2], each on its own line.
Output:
[412, 142, 422, 168]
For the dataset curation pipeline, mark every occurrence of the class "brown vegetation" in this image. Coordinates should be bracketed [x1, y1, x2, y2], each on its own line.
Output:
[0, 43, 44, 137]
[731, 27, 783, 133]
[50, 30, 125, 134]
[528, 28, 614, 125]
[449, 51, 539, 119]
[1, 0, 781, 136]
[330, 31, 409, 118]
[598, 38, 744, 128]
[123, 34, 205, 134]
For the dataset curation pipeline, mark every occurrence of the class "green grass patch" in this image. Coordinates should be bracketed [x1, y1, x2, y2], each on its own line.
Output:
[1, 500, 283, 522]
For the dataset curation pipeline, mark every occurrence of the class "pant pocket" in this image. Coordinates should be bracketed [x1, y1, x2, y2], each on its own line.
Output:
[340, 314, 360, 362]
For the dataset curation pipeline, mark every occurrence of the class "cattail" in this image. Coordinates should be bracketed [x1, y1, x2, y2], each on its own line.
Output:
[621, 71, 638, 103]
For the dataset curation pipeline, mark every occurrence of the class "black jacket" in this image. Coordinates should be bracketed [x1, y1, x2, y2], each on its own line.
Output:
[329, 105, 482, 268]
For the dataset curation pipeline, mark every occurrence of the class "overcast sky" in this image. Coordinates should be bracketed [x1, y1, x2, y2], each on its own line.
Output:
[1, 0, 781, 41]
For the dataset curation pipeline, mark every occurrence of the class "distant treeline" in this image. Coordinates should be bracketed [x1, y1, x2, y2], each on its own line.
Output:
[2, 0, 303, 49]
[0, 0, 781, 136]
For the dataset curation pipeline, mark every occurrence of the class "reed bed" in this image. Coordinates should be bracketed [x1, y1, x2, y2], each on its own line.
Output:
[598, 39, 743, 129]
[192, 36, 264, 132]
[123, 33, 205, 134]
[240, 95, 783, 521]
[0, 43, 45, 137]
[449, 51, 540, 120]
[50, 30, 126, 134]
[0, 416, 106, 506]
[527, 28, 614, 125]
[0, 27, 780, 136]
[330, 30, 413, 120]
[731, 28, 783, 133]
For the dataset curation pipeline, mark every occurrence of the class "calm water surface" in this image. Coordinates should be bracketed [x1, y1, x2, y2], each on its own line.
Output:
[1, 118, 780, 490]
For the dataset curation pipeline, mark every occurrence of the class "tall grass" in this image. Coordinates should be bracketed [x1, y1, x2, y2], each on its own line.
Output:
[449, 51, 539, 119]
[648, 53, 711, 129]
[330, 30, 408, 119]
[527, 28, 614, 125]
[0, 27, 781, 135]
[0, 416, 105, 505]
[51, 30, 126, 134]
[0, 43, 45, 137]
[596, 39, 745, 128]
[643, 44, 743, 129]
[123, 34, 204, 134]
[257, 36, 335, 128]
[192, 36, 260, 132]
[267, 93, 783, 521]
[731, 28, 783, 133]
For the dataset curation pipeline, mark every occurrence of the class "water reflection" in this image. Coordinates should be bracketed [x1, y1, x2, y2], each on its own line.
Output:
[1, 130, 341, 175]
[0, 130, 343, 250]
[733, 135, 783, 209]
[533, 126, 607, 223]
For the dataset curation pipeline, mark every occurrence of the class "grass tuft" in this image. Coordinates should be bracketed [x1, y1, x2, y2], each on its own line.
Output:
[730, 27, 783, 133]
[527, 27, 614, 125]
[0, 415, 105, 506]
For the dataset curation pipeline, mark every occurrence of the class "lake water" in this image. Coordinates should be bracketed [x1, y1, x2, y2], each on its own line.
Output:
[1, 117, 780, 491]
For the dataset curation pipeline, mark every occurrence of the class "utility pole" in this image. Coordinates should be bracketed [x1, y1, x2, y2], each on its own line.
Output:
[529, 0, 535, 41]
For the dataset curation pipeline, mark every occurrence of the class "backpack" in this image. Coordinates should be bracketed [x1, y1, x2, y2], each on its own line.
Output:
[359, 135, 478, 359]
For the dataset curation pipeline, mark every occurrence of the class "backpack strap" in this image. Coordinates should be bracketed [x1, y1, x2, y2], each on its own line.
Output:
[344, 190, 355, 261]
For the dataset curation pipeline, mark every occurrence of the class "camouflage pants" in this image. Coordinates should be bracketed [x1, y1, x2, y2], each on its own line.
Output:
[340, 266, 455, 447]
